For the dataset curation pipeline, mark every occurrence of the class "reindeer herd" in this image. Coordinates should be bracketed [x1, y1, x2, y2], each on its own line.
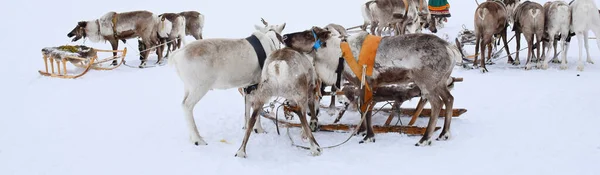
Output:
[473, 0, 600, 72]
[61, 0, 600, 158]
[67, 10, 204, 68]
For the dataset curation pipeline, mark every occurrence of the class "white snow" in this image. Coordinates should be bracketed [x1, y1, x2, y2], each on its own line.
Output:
[1, 0, 600, 174]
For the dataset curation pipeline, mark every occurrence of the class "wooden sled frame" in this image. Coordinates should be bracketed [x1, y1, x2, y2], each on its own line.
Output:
[38, 46, 127, 79]
[258, 77, 467, 136]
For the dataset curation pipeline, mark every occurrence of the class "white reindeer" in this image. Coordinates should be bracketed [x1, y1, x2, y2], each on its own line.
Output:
[566, 0, 600, 71]
[169, 19, 286, 146]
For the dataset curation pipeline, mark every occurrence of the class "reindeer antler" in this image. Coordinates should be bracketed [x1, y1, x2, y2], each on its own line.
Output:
[261, 18, 269, 26]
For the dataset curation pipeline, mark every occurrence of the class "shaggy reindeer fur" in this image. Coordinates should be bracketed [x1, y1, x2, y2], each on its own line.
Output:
[285, 27, 460, 146]
[235, 28, 332, 158]
[512, 1, 545, 69]
[169, 20, 286, 146]
[473, 1, 513, 72]
[67, 10, 163, 67]
[178, 11, 205, 40]
[564, 0, 600, 71]
[541, 0, 571, 70]
[157, 13, 186, 58]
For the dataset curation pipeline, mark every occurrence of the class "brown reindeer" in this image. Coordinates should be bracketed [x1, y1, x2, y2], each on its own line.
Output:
[67, 10, 163, 68]
[512, 1, 545, 69]
[284, 27, 461, 145]
[473, 0, 513, 72]
[178, 11, 205, 40]
[234, 27, 331, 158]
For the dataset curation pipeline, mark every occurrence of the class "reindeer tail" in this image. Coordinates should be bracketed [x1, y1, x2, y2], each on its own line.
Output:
[175, 16, 187, 46]
[158, 18, 173, 38]
[529, 9, 540, 20]
[478, 8, 488, 21]
[266, 60, 290, 85]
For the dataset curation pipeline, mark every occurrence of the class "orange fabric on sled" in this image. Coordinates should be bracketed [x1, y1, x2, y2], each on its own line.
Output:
[339, 34, 382, 113]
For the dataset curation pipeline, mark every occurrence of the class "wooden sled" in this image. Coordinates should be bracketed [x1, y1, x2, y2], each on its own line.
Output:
[38, 45, 127, 79]
[260, 77, 466, 136]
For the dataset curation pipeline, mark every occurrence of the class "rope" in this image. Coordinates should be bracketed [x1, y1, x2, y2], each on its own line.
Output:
[121, 39, 176, 68]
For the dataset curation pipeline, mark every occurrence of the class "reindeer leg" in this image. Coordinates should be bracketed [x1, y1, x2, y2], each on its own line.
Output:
[542, 34, 555, 70]
[576, 32, 585, 71]
[109, 39, 119, 66]
[437, 87, 454, 141]
[486, 43, 493, 65]
[525, 34, 535, 70]
[294, 105, 322, 156]
[359, 105, 375, 143]
[551, 37, 560, 63]
[502, 29, 514, 64]
[308, 94, 320, 132]
[416, 93, 442, 146]
[583, 32, 594, 64]
[182, 86, 210, 146]
[560, 36, 569, 70]
[235, 102, 265, 158]
[473, 35, 481, 67]
[514, 32, 521, 65]
[480, 36, 489, 73]
[536, 32, 544, 68]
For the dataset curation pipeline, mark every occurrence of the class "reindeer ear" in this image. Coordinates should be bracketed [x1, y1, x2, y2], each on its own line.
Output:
[254, 24, 265, 31]
[78, 21, 87, 28]
[317, 30, 331, 40]
[276, 23, 286, 33]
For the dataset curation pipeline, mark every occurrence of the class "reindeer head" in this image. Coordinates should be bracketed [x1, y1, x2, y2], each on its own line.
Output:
[67, 21, 88, 42]
[282, 26, 332, 52]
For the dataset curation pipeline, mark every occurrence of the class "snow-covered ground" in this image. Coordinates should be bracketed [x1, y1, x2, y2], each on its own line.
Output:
[1, 0, 600, 174]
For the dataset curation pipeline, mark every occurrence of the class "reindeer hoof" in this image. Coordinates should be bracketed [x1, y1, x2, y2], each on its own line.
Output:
[577, 64, 585, 71]
[560, 64, 568, 70]
[111, 61, 118, 66]
[310, 147, 323, 156]
[253, 128, 266, 134]
[587, 59, 594, 64]
[551, 58, 561, 63]
[359, 137, 376, 144]
[309, 119, 319, 132]
[541, 63, 549, 70]
[234, 150, 247, 158]
[415, 139, 432, 146]
[138, 62, 147, 68]
[191, 135, 208, 146]
[436, 132, 451, 141]
[479, 67, 489, 73]
[525, 64, 534, 70]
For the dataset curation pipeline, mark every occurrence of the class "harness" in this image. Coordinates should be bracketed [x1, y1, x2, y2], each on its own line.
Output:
[111, 13, 119, 39]
[242, 34, 268, 94]
[339, 34, 381, 114]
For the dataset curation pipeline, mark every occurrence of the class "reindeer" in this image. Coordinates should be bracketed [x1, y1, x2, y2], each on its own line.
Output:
[361, 0, 422, 36]
[564, 0, 600, 71]
[540, 0, 571, 70]
[234, 27, 332, 158]
[169, 19, 286, 146]
[67, 10, 163, 68]
[178, 11, 205, 40]
[156, 13, 186, 58]
[284, 27, 461, 146]
[473, 0, 514, 72]
[511, 1, 545, 69]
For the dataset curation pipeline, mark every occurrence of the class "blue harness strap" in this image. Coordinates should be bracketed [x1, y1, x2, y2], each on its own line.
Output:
[312, 30, 322, 50]
[245, 34, 267, 69]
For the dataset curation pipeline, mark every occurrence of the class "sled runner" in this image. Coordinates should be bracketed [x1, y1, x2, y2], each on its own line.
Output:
[38, 45, 127, 79]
